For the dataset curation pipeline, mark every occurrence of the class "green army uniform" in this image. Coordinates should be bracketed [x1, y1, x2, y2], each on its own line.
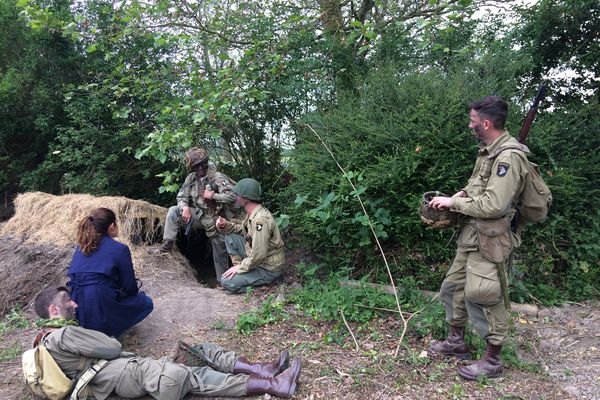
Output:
[219, 204, 285, 293]
[441, 131, 530, 346]
[42, 325, 248, 399]
[164, 164, 241, 280]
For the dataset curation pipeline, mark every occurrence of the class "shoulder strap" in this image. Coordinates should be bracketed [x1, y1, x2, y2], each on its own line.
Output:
[69, 359, 109, 400]
[486, 142, 531, 160]
[33, 328, 56, 347]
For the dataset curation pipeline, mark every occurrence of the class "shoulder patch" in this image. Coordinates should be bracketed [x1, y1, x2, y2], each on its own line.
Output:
[497, 162, 510, 177]
[256, 223, 263, 231]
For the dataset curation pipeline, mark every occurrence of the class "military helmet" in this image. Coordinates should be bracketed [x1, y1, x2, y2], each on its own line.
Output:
[418, 191, 460, 229]
[185, 147, 209, 170]
[233, 178, 262, 201]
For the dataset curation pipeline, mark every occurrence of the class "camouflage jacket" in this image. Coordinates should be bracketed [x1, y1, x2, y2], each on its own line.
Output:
[176, 165, 237, 217]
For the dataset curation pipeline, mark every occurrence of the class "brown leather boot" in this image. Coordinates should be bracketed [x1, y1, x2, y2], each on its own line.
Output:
[233, 349, 289, 377]
[457, 342, 503, 380]
[245, 358, 301, 398]
[429, 325, 471, 360]
[153, 239, 174, 253]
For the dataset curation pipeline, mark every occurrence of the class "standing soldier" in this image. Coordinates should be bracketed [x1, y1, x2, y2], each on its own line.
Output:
[155, 147, 240, 283]
[428, 96, 531, 380]
[215, 178, 285, 294]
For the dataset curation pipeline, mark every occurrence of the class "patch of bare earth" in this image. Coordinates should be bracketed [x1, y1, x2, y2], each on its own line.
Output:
[0, 238, 598, 399]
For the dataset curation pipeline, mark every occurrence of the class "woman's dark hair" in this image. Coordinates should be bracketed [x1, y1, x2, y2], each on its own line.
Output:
[77, 207, 116, 256]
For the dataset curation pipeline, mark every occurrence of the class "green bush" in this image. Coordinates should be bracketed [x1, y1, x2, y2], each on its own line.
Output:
[283, 63, 600, 301]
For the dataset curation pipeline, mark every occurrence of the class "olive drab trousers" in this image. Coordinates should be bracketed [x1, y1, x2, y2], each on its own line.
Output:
[439, 247, 510, 346]
[113, 343, 248, 399]
[221, 234, 282, 294]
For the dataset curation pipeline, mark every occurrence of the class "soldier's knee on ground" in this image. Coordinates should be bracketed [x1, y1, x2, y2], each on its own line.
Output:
[221, 278, 246, 294]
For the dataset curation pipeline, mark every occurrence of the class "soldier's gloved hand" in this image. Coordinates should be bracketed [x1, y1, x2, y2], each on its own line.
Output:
[120, 351, 136, 358]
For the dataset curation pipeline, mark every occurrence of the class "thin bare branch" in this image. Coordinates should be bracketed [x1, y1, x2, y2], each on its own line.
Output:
[304, 123, 408, 356]
[339, 308, 360, 351]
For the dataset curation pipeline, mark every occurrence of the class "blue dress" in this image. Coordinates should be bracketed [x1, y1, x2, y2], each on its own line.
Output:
[67, 235, 153, 337]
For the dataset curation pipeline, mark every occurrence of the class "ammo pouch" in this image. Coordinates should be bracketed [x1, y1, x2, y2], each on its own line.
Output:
[475, 217, 512, 263]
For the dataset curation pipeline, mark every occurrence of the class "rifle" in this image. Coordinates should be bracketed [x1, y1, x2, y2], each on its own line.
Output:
[518, 83, 548, 144]
[505, 83, 548, 306]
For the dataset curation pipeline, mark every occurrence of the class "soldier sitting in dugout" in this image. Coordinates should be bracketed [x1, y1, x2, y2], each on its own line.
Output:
[154, 147, 244, 285]
[30, 286, 302, 399]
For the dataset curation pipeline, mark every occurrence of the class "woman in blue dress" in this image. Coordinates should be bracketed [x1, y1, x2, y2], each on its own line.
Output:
[67, 207, 153, 337]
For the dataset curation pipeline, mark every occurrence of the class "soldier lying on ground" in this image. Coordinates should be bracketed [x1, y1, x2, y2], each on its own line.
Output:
[31, 286, 301, 399]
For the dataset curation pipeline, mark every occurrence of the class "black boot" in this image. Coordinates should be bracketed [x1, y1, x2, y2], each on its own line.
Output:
[233, 349, 289, 377]
[246, 358, 301, 398]
[150, 239, 174, 254]
[429, 325, 471, 360]
[457, 342, 503, 380]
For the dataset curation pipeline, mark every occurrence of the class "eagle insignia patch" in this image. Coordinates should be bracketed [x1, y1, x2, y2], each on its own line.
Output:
[497, 163, 510, 177]
[256, 223, 263, 231]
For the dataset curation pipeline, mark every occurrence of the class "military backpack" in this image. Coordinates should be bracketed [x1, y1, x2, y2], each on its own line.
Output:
[22, 330, 108, 400]
[488, 143, 552, 224]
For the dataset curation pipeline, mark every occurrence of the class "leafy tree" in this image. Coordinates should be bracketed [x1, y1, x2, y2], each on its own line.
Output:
[0, 0, 79, 200]
[518, 0, 600, 102]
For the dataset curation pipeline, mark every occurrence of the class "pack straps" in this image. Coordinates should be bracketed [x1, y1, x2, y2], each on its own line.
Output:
[32, 328, 109, 400]
[69, 359, 109, 400]
[486, 142, 531, 160]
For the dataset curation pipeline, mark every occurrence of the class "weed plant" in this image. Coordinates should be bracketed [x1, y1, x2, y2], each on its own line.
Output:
[0, 307, 28, 362]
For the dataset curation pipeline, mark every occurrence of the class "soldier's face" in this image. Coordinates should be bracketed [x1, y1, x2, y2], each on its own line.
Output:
[469, 110, 486, 143]
[53, 291, 78, 320]
[193, 161, 209, 178]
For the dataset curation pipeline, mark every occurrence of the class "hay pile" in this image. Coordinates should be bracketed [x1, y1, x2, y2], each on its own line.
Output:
[1, 192, 165, 247]
[0, 192, 196, 315]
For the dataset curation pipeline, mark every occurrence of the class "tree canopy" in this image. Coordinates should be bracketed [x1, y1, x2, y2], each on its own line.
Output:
[2, 0, 599, 301]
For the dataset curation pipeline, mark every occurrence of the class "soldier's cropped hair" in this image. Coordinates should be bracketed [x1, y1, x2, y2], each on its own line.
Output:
[34, 286, 69, 319]
[469, 95, 508, 129]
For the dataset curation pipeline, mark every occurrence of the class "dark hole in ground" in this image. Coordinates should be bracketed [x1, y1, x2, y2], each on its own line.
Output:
[176, 230, 222, 287]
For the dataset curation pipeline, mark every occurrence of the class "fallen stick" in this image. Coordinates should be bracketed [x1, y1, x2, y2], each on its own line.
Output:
[339, 279, 539, 317]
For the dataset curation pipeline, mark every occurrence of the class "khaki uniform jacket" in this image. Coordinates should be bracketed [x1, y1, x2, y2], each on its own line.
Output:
[42, 326, 127, 400]
[219, 205, 285, 274]
[449, 131, 529, 250]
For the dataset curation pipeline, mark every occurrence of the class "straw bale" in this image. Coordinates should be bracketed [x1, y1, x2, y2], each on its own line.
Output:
[0, 192, 194, 278]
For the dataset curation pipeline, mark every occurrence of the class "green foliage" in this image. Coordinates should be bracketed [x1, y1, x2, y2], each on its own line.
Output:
[0, 0, 81, 198]
[284, 17, 600, 299]
[289, 276, 398, 323]
[0, 306, 29, 334]
[0, 306, 29, 361]
[0, 341, 22, 362]
[236, 295, 288, 335]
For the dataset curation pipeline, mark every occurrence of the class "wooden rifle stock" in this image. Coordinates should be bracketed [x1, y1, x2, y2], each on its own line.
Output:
[518, 83, 548, 143]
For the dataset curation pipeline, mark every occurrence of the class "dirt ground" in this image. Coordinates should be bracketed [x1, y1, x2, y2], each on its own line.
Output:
[0, 234, 598, 400]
